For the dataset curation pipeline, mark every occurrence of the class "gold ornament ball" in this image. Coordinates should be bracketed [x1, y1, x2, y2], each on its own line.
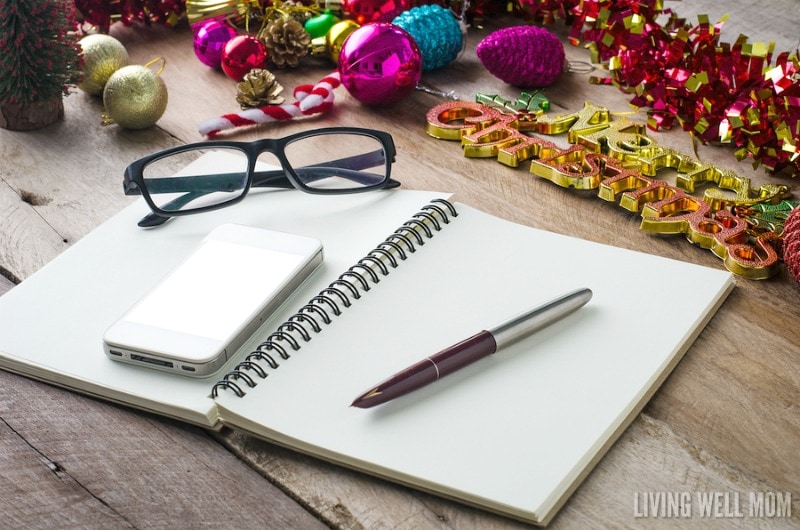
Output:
[326, 20, 360, 64]
[103, 65, 168, 129]
[79, 34, 130, 95]
[311, 20, 360, 63]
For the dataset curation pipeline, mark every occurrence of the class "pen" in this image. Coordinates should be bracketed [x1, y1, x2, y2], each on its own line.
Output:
[351, 287, 593, 408]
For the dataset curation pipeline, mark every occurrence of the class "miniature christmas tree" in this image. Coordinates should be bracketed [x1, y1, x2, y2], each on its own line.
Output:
[0, 0, 82, 130]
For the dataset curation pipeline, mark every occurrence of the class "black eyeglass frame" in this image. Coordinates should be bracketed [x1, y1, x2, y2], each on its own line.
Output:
[123, 127, 400, 226]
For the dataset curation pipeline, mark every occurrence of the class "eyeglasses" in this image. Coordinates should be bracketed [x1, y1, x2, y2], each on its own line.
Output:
[123, 127, 400, 227]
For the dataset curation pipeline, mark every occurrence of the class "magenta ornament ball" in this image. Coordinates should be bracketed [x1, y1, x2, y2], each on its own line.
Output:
[337, 23, 422, 106]
[221, 35, 268, 81]
[193, 20, 238, 68]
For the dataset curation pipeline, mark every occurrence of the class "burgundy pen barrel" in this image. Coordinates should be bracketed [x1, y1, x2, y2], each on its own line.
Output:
[430, 330, 497, 374]
[351, 330, 496, 408]
[351, 288, 591, 408]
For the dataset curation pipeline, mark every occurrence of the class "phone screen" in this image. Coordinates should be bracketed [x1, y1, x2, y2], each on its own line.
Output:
[123, 239, 305, 341]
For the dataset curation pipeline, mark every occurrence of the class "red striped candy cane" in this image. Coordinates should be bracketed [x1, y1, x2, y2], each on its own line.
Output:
[198, 71, 341, 137]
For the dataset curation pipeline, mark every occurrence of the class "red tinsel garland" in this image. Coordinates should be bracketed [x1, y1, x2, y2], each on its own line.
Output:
[515, 0, 800, 177]
[75, 0, 185, 32]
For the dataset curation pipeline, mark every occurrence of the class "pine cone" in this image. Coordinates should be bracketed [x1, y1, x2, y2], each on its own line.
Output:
[261, 18, 311, 68]
[236, 69, 285, 109]
[281, 0, 314, 25]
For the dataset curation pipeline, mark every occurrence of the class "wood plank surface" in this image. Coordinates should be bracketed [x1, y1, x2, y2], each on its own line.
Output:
[1, 0, 799, 528]
[0, 371, 326, 529]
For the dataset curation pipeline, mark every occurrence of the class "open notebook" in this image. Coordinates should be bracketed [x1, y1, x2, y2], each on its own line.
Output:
[0, 181, 733, 524]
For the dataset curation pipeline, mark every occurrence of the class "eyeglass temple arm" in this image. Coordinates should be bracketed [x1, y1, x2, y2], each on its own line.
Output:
[127, 148, 388, 195]
[130, 172, 294, 227]
[130, 149, 396, 227]
[126, 171, 286, 227]
[136, 176, 398, 229]
[252, 149, 391, 187]
[136, 192, 205, 227]
[126, 172, 293, 196]
[131, 173, 286, 227]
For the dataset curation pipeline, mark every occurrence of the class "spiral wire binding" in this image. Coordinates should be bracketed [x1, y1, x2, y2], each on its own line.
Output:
[211, 199, 459, 398]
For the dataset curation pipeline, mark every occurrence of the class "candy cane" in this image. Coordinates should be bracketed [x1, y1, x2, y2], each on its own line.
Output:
[198, 71, 342, 137]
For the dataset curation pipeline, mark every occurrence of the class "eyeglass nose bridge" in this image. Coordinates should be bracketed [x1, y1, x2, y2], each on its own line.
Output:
[250, 138, 285, 159]
[247, 139, 295, 176]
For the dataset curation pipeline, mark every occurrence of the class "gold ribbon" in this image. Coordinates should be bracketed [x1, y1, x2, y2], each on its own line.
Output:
[185, 0, 261, 26]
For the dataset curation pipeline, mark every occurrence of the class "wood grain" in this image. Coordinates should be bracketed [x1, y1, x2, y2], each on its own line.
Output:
[1, 0, 798, 527]
[0, 370, 326, 528]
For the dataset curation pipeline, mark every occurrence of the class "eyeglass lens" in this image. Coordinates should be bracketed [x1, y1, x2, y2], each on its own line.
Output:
[142, 147, 249, 214]
[263, 132, 388, 191]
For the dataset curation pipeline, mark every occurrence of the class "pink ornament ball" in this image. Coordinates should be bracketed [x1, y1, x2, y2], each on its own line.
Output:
[193, 20, 238, 69]
[221, 35, 268, 81]
[476, 25, 565, 87]
[337, 23, 422, 106]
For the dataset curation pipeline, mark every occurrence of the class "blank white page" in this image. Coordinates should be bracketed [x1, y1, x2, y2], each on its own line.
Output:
[215, 203, 734, 523]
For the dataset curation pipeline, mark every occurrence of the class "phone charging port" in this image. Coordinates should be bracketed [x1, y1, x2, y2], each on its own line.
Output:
[131, 354, 174, 368]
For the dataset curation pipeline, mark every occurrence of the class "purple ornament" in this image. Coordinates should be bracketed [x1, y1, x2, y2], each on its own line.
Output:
[337, 23, 422, 106]
[193, 20, 238, 69]
[476, 26, 565, 87]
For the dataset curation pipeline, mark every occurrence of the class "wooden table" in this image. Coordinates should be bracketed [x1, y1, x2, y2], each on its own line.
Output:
[2, 1, 798, 527]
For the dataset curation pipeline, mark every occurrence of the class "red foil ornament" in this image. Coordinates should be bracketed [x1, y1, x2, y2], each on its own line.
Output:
[342, 0, 412, 24]
[221, 35, 268, 81]
[74, 0, 184, 32]
[476, 26, 565, 87]
[784, 206, 800, 284]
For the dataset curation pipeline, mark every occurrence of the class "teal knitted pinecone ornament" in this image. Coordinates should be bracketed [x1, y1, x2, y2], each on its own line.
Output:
[392, 4, 463, 72]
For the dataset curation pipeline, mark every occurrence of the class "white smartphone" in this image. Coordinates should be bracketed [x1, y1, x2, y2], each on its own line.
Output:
[103, 224, 323, 377]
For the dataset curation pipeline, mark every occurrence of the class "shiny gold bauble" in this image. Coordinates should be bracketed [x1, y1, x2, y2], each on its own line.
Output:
[310, 20, 360, 64]
[326, 21, 360, 64]
[79, 34, 130, 96]
[102, 65, 168, 129]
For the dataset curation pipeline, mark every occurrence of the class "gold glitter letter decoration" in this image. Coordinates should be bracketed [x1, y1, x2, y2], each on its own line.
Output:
[425, 99, 785, 279]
